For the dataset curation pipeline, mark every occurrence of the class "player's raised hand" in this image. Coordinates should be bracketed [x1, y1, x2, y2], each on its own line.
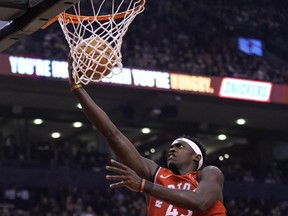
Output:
[106, 159, 142, 192]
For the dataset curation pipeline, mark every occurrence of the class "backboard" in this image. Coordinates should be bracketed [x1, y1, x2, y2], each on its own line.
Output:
[0, 0, 79, 52]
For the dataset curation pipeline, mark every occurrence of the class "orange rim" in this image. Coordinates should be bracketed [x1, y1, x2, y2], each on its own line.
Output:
[42, 0, 145, 29]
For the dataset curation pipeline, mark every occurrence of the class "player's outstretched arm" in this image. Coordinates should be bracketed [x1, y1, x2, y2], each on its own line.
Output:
[106, 160, 224, 212]
[68, 58, 158, 179]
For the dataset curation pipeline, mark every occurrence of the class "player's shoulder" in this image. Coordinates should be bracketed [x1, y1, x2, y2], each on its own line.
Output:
[158, 166, 172, 174]
[201, 165, 223, 173]
[198, 165, 224, 180]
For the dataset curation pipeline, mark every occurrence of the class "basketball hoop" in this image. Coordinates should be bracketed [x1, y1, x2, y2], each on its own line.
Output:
[42, 0, 145, 84]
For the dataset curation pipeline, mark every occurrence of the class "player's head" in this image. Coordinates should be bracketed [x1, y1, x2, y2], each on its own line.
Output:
[167, 135, 207, 174]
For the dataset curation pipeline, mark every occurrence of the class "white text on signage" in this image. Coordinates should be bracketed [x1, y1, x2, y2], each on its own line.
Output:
[219, 78, 272, 102]
[9, 56, 68, 78]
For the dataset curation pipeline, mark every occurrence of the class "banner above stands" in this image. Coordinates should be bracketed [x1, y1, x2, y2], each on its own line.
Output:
[1, 54, 288, 105]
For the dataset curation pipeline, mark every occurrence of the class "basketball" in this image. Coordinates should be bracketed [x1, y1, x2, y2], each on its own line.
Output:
[75, 37, 116, 81]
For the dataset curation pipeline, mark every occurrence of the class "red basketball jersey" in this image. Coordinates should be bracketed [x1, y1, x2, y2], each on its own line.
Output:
[146, 167, 226, 216]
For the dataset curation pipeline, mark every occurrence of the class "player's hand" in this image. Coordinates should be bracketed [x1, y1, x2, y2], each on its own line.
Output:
[106, 159, 142, 192]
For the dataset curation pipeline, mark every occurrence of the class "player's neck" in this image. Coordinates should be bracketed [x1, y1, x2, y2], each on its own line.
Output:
[172, 166, 197, 175]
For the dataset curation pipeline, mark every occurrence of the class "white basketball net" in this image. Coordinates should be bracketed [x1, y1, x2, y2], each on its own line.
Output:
[58, 0, 145, 84]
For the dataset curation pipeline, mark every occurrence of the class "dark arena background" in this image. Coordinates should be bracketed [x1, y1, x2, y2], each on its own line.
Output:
[0, 0, 288, 215]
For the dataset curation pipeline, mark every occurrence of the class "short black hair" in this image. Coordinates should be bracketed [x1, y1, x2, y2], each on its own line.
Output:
[178, 135, 207, 168]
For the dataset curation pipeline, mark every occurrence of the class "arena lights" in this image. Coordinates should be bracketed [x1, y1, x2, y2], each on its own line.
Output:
[219, 154, 230, 161]
[77, 103, 82, 109]
[236, 118, 246, 125]
[141, 128, 151, 134]
[224, 154, 230, 159]
[33, 118, 43, 125]
[218, 134, 227, 141]
[150, 148, 156, 153]
[73, 122, 83, 128]
[51, 132, 61, 139]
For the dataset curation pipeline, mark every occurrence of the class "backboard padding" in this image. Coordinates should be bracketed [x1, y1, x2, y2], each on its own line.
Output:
[0, 0, 79, 52]
[0, 6, 26, 20]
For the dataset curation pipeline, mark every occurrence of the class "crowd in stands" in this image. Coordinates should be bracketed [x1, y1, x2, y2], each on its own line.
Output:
[0, 185, 147, 216]
[0, 134, 109, 171]
[1, 0, 288, 215]
[3, 0, 288, 84]
[0, 185, 288, 215]
[1, 134, 288, 184]
[206, 0, 288, 60]
[0, 134, 288, 215]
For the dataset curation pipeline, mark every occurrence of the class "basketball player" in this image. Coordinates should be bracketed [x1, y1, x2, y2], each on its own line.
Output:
[68, 59, 226, 215]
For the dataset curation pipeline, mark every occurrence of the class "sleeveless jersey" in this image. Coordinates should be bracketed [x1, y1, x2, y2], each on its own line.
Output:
[146, 167, 226, 216]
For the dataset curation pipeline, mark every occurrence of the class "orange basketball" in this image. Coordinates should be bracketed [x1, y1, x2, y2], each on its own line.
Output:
[76, 37, 116, 80]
